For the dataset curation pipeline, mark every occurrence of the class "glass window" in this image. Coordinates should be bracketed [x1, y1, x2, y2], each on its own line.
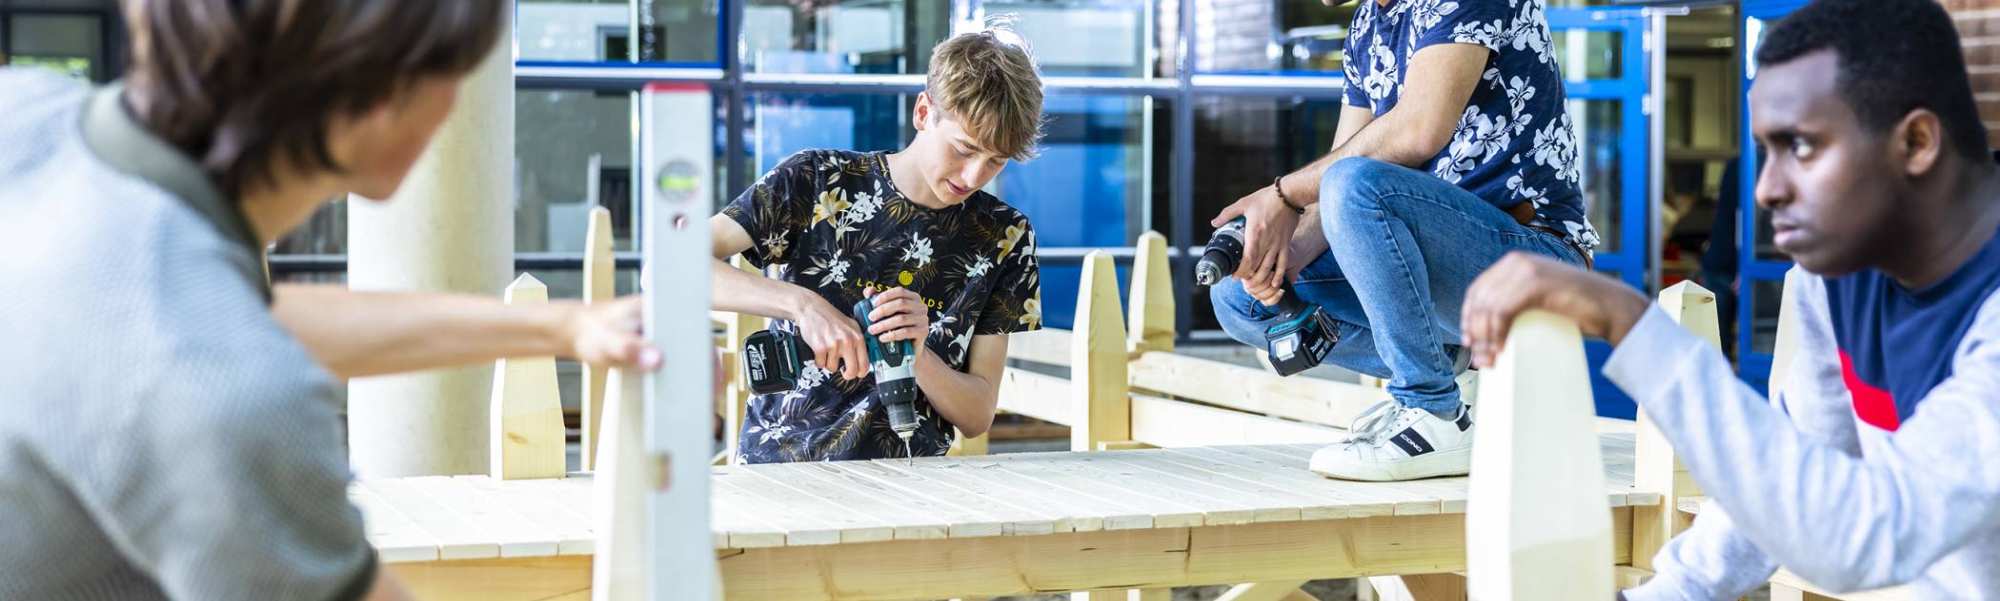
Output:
[1550, 29, 1622, 81]
[1571, 99, 1623, 255]
[6, 14, 104, 81]
[742, 0, 948, 74]
[517, 88, 637, 254]
[516, 0, 719, 64]
[1191, 0, 1356, 74]
[979, 0, 1157, 78]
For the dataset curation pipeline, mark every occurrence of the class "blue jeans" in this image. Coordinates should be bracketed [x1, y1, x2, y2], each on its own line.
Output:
[1210, 158, 1587, 414]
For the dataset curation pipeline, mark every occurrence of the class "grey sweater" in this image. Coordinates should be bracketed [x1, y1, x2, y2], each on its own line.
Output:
[1613, 267, 2000, 599]
[0, 70, 373, 599]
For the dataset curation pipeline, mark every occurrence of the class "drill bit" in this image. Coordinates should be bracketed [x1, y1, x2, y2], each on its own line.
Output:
[904, 439, 914, 466]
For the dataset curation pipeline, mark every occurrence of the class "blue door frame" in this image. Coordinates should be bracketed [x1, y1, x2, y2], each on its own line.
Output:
[1736, 0, 1807, 394]
[1547, 7, 1652, 419]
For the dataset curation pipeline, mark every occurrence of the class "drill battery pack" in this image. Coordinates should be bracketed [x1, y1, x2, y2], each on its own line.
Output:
[741, 329, 810, 395]
[1262, 304, 1338, 377]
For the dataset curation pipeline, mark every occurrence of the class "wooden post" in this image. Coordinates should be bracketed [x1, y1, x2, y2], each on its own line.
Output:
[1465, 310, 1613, 600]
[593, 368, 647, 599]
[950, 427, 989, 457]
[1127, 230, 1174, 354]
[1631, 282, 1716, 568]
[489, 274, 566, 480]
[720, 257, 766, 464]
[581, 207, 615, 471]
[1072, 251, 1131, 452]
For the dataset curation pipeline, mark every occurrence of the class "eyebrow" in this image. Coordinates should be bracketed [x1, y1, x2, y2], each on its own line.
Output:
[954, 136, 994, 156]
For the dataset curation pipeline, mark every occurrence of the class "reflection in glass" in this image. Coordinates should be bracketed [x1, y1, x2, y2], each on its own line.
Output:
[1188, 0, 1356, 74]
[517, 0, 720, 64]
[981, 0, 1155, 78]
[1570, 99, 1622, 255]
[1549, 30, 1622, 81]
[517, 89, 636, 253]
[7, 14, 104, 81]
[1187, 97, 1340, 330]
[742, 0, 948, 74]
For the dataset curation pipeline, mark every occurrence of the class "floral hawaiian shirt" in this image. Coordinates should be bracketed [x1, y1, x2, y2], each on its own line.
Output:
[1344, 0, 1599, 250]
[722, 149, 1042, 463]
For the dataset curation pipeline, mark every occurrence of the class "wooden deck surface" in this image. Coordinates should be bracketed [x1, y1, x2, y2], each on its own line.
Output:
[355, 425, 1652, 564]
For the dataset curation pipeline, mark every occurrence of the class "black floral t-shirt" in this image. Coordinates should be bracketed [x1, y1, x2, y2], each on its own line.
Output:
[722, 149, 1042, 463]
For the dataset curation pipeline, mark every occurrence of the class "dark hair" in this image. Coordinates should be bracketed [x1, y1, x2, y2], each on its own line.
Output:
[1756, 0, 1988, 161]
[123, 0, 507, 197]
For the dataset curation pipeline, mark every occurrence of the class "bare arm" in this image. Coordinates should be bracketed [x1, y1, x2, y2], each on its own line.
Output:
[710, 214, 871, 381]
[273, 285, 653, 380]
[1278, 43, 1488, 206]
[1282, 104, 1380, 278]
[913, 334, 1008, 437]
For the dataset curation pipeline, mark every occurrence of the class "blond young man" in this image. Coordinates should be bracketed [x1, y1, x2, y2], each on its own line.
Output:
[710, 30, 1045, 462]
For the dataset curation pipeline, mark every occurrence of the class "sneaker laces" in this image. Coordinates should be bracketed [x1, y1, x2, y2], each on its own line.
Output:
[1344, 400, 1402, 445]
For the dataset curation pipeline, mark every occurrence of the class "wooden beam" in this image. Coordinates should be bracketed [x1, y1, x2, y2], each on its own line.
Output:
[1073, 251, 1131, 452]
[1128, 394, 1343, 448]
[999, 367, 1075, 425]
[1768, 569, 1915, 601]
[592, 369, 646, 599]
[720, 258, 766, 464]
[717, 510, 1634, 600]
[1010, 328, 1076, 367]
[1632, 281, 1716, 569]
[582, 207, 616, 472]
[1128, 231, 1175, 354]
[1217, 581, 1310, 601]
[1127, 352, 1389, 427]
[1365, 574, 1465, 601]
[1465, 310, 1613, 599]
[490, 274, 566, 480]
[390, 555, 592, 601]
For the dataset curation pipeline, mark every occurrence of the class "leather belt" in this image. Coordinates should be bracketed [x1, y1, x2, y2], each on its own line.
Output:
[1506, 201, 1594, 270]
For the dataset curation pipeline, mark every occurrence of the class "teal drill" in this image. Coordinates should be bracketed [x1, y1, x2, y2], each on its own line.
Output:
[852, 296, 921, 464]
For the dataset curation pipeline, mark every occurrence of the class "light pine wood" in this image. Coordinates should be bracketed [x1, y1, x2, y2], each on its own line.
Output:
[592, 369, 647, 600]
[1767, 570, 1916, 601]
[720, 257, 766, 465]
[390, 555, 592, 601]
[1465, 310, 1613, 600]
[1217, 581, 1310, 601]
[1632, 282, 1716, 569]
[490, 274, 566, 480]
[951, 427, 990, 456]
[1010, 328, 1078, 366]
[581, 207, 615, 471]
[999, 367, 1075, 425]
[1127, 352, 1390, 427]
[1367, 574, 1466, 601]
[1128, 231, 1175, 353]
[1128, 394, 1344, 448]
[1073, 251, 1131, 452]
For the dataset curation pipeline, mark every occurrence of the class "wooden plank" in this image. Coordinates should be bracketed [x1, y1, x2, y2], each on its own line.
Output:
[1167, 446, 1391, 519]
[871, 457, 1091, 535]
[460, 476, 596, 556]
[1217, 581, 1309, 601]
[593, 367, 648, 596]
[1128, 231, 1175, 354]
[1000, 367, 1075, 425]
[1008, 328, 1075, 367]
[975, 454, 1194, 530]
[967, 450, 1251, 527]
[748, 462, 951, 541]
[1212, 445, 1404, 518]
[351, 483, 443, 563]
[1464, 311, 1612, 600]
[838, 459, 1058, 537]
[713, 466, 876, 545]
[1080, 451, 1313, 524]
[1127, 352, 1389, 427]
[365, 476, 504, 561]
[1074, 252, 1131, 452]
[490, 274, 567, 480]
[416, 476, 563, 558]
[794, 460, 1011, 539]
[1146, 448, 1363, 521]
[950, 427, 990, 456]
[390, 555, 593, 601]
[1228, 445, 1439, 516]
[1768, 569, 1915, 601]
[1632, 282, 1715, 570]
[1128, 394, 1344, 448]
[581, 206, 615, 472]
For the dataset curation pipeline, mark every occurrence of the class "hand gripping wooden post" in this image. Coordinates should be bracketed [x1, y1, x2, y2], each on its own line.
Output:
[1465, 310, 1613, 600]
[1630, 282, 1715, 569]
[582, 207, 616, 471]
[489, 274, 566, 480]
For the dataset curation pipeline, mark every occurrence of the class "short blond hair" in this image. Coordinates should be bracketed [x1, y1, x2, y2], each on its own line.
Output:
[925, 28, 1045, 161]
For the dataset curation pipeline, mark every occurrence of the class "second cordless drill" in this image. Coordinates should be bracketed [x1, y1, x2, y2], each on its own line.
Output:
[1195, 216, 1338, 377]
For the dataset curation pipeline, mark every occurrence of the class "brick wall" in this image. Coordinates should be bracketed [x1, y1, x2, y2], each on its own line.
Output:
[1945, 0, 2000, 147]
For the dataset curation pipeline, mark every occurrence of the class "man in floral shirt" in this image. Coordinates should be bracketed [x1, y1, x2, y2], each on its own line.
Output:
[1210, 0, 1596, 482]
[708, 29, 1043, 462]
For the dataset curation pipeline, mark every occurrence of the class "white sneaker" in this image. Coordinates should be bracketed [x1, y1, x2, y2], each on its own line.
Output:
[1311, 401, 1474, 481]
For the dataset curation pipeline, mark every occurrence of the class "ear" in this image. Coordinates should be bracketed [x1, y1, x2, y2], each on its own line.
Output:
[1896, 108, 1945, 178]
[912, 92, 934, 132]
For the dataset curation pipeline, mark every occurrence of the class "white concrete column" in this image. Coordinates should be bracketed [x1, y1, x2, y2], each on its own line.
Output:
[344, 19, 514, 478]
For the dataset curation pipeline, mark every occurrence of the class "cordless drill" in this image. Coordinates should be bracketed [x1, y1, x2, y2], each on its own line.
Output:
[740, 297, 921, 461]
[1195, 216, 1338, 377]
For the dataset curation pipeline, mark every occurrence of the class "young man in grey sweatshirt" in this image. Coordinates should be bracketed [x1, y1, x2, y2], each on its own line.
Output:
[1459, 0, 2000, 598]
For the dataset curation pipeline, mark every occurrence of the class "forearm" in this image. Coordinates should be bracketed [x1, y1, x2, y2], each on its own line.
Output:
[913, 349, 998, 437]
[1278, 110, 1446, 204]
[711, 258, 815, 320]
[273, 285, 572, 379]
